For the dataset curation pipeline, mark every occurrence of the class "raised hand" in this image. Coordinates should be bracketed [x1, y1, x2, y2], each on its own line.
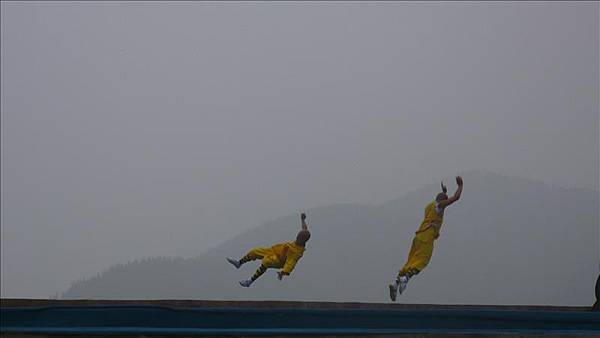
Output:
[456, 176, 463, 186]
[300, 212, 308, 231]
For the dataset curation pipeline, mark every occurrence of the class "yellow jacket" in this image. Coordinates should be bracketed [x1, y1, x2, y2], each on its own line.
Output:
[270, 241, 305, 274]
[415, 201, 444, 241]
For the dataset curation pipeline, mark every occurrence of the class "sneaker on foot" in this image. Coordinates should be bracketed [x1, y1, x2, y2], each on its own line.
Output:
[388, 283, 398, 302]
[226, 257, 241, 269]
[239, 279, 253, 287]
[397, 276, 409, 295]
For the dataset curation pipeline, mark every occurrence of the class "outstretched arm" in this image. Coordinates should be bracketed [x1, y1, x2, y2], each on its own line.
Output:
[278, 213, 308, 281]
[438, 176, 463, 209]
[277, 256, 300, 280]
[300, 213, 308, 230]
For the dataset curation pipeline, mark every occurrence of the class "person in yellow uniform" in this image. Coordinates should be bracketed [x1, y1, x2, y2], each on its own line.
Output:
[227, 213, 310, 287]
[389, 176, 464, 301]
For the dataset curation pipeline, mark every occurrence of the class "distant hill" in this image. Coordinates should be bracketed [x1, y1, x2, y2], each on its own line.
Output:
[63, 171, 599, 306]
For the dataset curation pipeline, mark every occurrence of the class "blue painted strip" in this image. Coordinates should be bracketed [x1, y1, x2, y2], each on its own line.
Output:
[2, 306, 599, 335]
[3, 327, 599, 335]
[2, 327, 598, 336]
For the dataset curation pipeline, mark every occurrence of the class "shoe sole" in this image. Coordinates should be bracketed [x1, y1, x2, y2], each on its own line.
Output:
[226, 258, 240, 269]
[388, 285, 397, 302]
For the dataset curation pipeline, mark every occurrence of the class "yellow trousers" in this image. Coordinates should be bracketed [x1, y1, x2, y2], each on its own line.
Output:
[398, 229, 435, 277]
[244, 247, 284, 269]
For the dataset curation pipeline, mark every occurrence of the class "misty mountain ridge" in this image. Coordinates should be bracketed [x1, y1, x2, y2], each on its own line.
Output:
[63, 171, 599, 306]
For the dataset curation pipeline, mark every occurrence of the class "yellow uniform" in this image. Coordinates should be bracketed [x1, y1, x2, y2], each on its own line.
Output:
[398, 201, 444, 277]
[245, 241, 305, 274]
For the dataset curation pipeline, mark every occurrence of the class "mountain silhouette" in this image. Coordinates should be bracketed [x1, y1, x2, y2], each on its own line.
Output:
[63, 171, 599, 306]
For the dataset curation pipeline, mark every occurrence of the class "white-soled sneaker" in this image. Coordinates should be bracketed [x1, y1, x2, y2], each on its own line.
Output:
[226, 257, 241, 269]
[389, 283, 398, 302]
[397, 276, 409, 295]
[239, 279, 253, 287]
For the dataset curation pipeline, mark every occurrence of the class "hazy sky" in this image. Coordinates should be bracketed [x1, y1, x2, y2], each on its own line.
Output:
[1, 2, 598, 298]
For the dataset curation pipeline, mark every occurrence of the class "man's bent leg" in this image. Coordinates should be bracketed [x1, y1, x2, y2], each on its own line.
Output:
[239, 254, 281, 287]
[240, 264, 268, 287]
[239, 247, 272, 265]
[390, 236, 434, 298]
[398, 236, 434, 279]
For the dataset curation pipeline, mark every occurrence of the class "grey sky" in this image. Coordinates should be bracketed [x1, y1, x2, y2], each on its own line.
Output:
[1, 2, 598, 298]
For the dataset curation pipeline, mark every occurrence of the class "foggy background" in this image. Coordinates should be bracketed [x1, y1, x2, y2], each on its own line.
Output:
[1, 2, 598, 300]
[61, 171, 599, 306]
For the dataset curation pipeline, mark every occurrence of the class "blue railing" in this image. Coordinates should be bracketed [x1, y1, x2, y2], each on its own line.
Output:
[2, 305, 600, 335]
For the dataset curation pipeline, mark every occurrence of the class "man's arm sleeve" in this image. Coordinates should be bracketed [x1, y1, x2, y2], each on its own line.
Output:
[281, 256, 300, 275]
